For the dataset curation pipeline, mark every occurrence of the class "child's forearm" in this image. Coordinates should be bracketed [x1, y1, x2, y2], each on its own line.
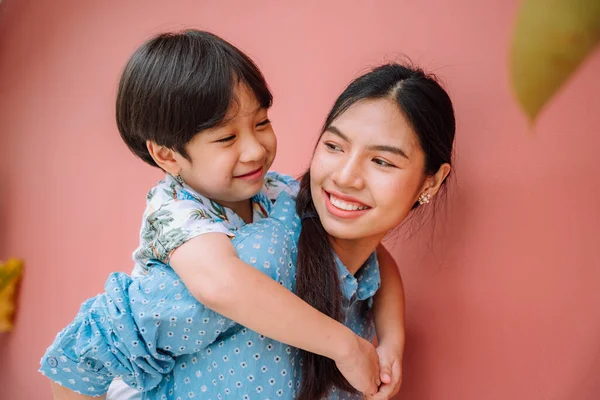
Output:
[373, 245, 406, 348]
[171, 233, 361, 364]
[209, 257, 357, 360]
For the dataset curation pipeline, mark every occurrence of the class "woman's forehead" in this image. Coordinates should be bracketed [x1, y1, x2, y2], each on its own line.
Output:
[329, 98, 420, 152]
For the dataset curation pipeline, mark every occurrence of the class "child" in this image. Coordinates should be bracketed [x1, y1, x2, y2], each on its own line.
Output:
[40, 30, 405, 399]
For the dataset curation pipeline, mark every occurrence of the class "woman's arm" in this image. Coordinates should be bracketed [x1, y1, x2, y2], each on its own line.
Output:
[371, 244, 406, 398]
[373, 245, 406, 347]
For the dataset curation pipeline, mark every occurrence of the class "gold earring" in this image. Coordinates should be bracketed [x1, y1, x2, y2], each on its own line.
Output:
[418, 192, 431, 205]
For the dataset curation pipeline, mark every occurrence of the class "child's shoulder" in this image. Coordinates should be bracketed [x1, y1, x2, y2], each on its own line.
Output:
[134, 174, 233, 270]
[263, 171, 300, 201]
[142, 174, 233, 227]
[145, 174, 199, 206]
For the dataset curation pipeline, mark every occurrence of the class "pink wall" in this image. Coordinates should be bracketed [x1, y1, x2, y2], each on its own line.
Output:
[1, 1, 599, 399]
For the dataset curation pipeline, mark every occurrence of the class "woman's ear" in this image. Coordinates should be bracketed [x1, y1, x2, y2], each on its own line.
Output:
[418, 163, 451, 200]
[146, 141, 183, 176]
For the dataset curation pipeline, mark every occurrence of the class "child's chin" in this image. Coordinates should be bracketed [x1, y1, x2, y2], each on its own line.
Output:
[241, 181, 264, 197]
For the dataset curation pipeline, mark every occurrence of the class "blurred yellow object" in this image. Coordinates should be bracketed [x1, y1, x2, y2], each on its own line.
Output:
[0, 259, 23, 332]
[510, 0, 600, 122]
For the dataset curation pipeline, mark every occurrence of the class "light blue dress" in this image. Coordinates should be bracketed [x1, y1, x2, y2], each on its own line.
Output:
[39, 193, 380, 399]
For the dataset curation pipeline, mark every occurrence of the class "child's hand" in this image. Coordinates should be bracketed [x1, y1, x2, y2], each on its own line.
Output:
[335, 335, 382, 396]
[364, 344, 403, 400]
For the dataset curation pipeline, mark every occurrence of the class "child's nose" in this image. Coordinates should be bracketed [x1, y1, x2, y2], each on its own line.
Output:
[239, 134, 266, 163]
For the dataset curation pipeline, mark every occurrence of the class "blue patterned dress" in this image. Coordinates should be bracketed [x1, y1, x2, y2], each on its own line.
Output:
[40, 193, 380, 399]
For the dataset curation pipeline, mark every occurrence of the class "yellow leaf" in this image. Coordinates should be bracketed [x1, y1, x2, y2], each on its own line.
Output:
[0, 259, 23, 333]
[510, 0, 600, 122]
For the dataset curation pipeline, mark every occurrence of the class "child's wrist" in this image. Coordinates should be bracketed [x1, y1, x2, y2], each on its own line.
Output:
[329, 326, 362, 362]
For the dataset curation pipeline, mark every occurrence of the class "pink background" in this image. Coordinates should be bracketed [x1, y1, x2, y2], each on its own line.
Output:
[1, 1, 599, 399]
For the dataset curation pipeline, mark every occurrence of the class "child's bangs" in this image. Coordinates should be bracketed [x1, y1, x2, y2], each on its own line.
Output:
[186, 65, 272, 134]
[233, 61, 273, 111]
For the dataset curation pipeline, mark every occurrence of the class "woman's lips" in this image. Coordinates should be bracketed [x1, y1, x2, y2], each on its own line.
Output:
[323, 189, 371, 219]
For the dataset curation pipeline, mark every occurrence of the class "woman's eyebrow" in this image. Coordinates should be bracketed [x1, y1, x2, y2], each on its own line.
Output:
[325, 125, 350, 142]
[367, 144, 409, 159]
[326, 125, 409, 159]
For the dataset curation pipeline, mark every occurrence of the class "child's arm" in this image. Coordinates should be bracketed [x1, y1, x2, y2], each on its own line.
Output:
[170, 233, 362, 360]
[371, 244, 406, 399]
[170, 233, 381, 395]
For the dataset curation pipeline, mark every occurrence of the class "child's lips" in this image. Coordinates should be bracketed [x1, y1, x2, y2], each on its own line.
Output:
[234, 167, 263, 180]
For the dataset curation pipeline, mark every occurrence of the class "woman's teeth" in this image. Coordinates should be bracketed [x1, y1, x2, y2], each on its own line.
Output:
[329, 194, 369, 211]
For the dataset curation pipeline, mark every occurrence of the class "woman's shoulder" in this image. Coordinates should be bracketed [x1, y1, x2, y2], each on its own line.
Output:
[233, 192, 300, 248]
[263, 171, 300, 200]
[231, 193, 299, 285]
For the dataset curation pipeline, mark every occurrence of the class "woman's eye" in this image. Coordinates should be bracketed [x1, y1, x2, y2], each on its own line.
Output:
[256, 119, 271, 128]
[324, 142, 342, 151]
[216, 135, 236, 143]
[373, 158, 395, 168]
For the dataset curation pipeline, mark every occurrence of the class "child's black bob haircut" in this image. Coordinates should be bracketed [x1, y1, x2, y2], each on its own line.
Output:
[116, 30, 272, 167]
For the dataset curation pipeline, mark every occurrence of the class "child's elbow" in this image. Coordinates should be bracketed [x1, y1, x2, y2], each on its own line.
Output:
[186, 273, 234, 311]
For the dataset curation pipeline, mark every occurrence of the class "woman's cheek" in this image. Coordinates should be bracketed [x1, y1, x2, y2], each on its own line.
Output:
[377, 176, 411, 209]
[310, 151, 332, 181]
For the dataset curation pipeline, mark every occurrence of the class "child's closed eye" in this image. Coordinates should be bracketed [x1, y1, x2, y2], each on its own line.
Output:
[256, 119, 271, 128]
[216, 135, 236, 143]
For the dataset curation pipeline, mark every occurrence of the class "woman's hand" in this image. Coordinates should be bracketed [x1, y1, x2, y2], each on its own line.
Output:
[364, 343, 403, 400]
[335, 335, 382, 396]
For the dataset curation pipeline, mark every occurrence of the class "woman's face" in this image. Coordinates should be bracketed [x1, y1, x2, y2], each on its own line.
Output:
[310, 98, 427, 243]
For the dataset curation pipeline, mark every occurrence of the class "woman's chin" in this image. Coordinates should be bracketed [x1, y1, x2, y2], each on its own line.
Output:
[320, 219, 366, 241]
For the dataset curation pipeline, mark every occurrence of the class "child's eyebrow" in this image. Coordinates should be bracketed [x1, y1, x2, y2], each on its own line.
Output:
[203, 105, 268, 135]
[204, 120, 233, 133]
[227, 103, 266, 120]
[251, 104, 268, 115]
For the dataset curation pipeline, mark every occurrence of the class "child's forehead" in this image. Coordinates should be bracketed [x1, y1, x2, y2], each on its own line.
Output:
[224, 84, 266, 120]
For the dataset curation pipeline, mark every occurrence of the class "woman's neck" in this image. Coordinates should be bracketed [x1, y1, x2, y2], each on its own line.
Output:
[328, 234, 383, 275]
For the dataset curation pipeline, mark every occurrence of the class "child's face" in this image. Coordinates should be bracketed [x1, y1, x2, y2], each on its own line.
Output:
[176, 84, 276, 209]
